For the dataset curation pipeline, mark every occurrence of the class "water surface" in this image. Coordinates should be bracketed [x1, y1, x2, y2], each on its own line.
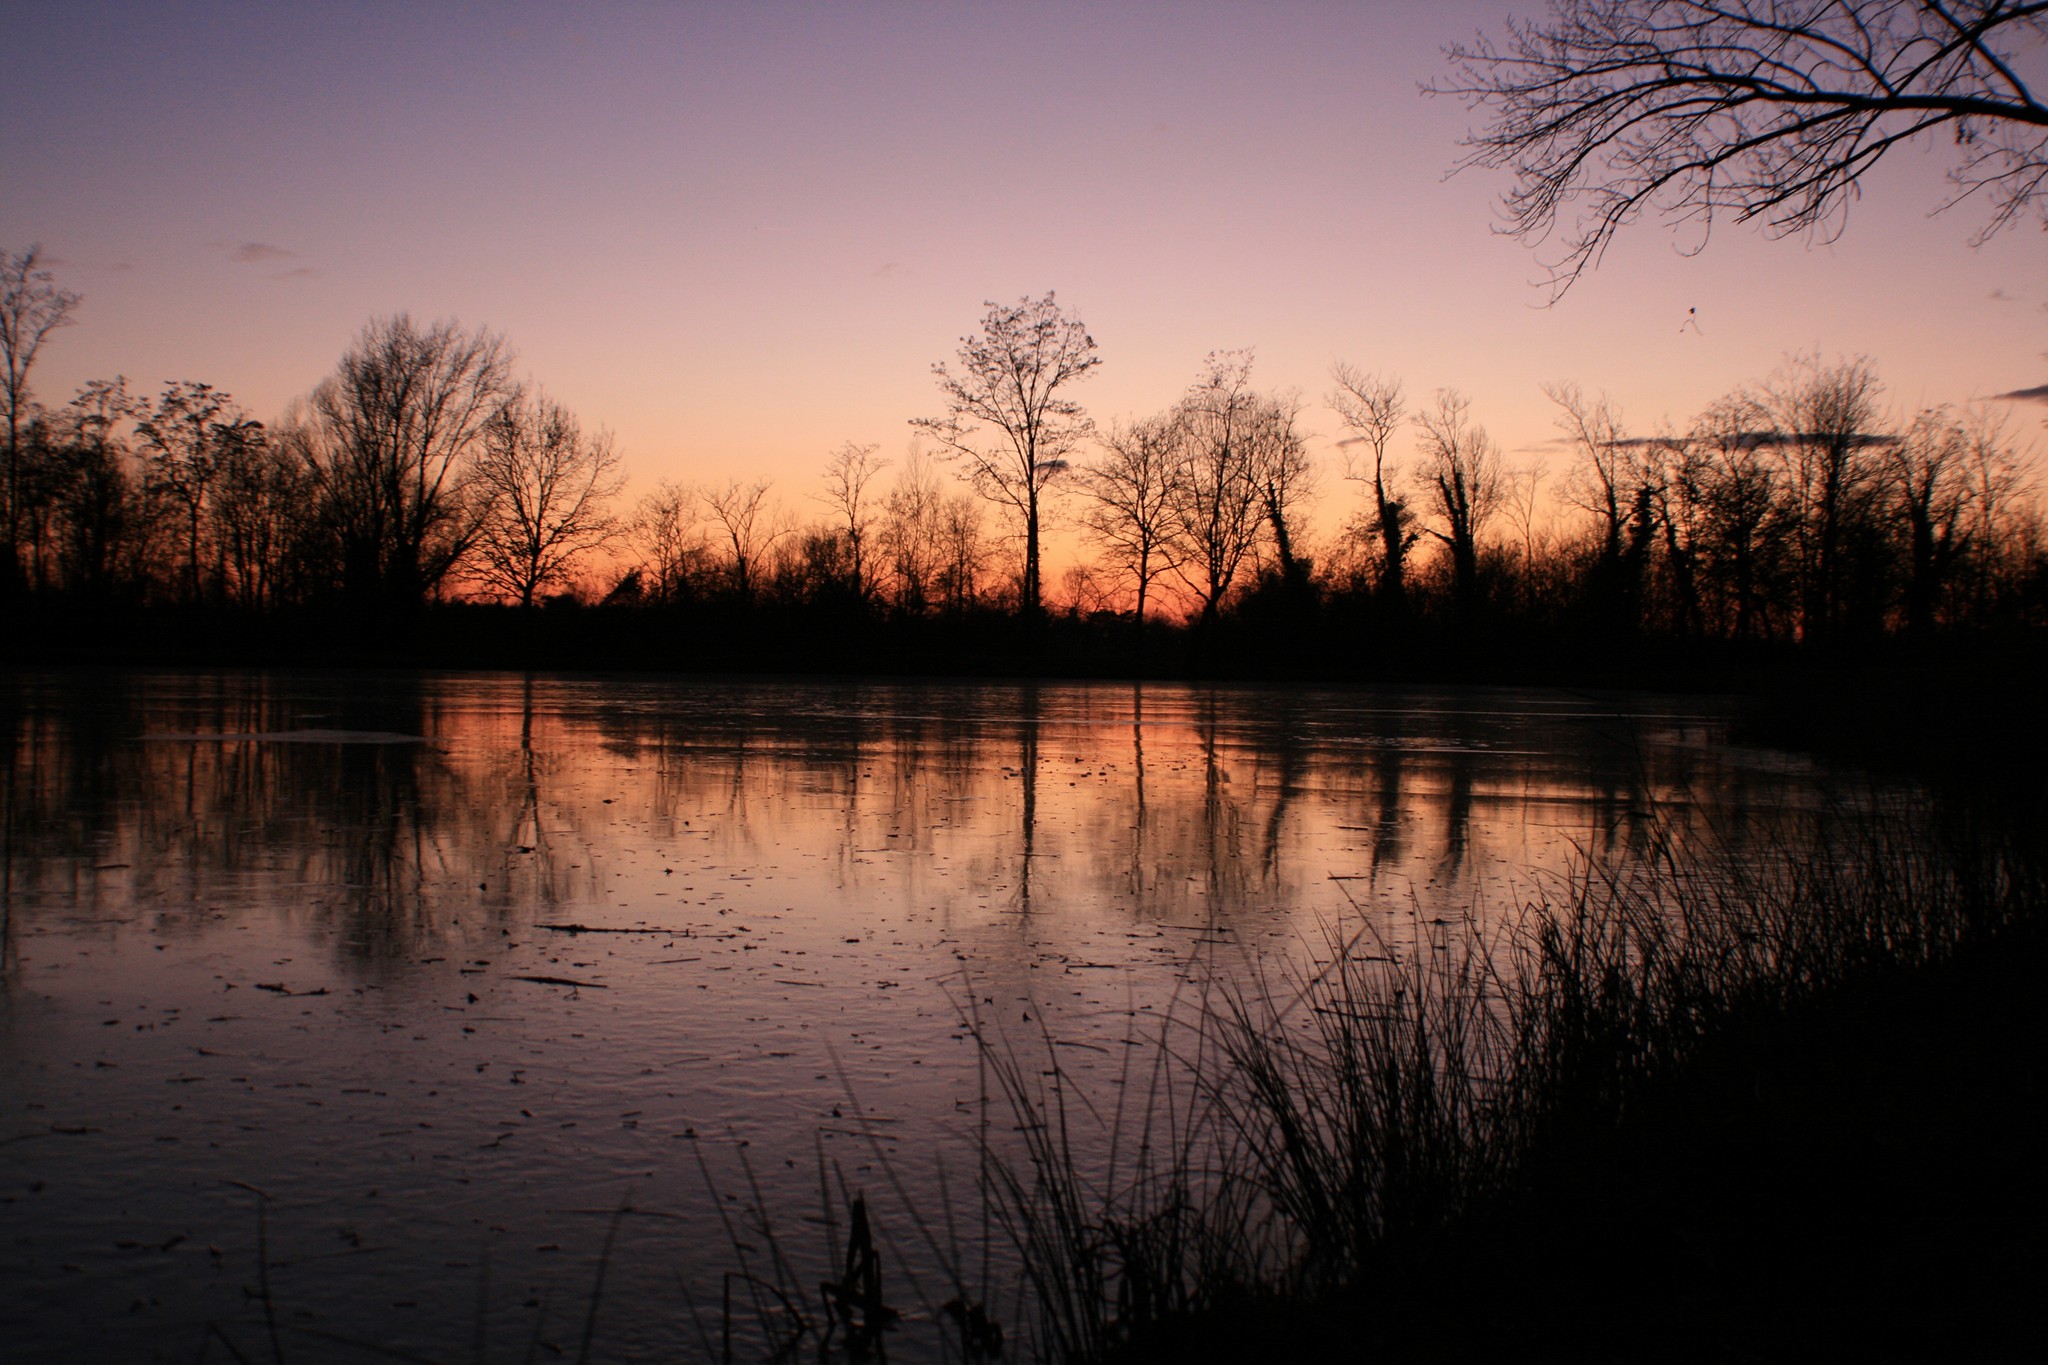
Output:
[0, 671, 1827, 1361]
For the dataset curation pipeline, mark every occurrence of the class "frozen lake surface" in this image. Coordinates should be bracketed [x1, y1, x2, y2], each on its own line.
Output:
[0, 670, 1834, 1361]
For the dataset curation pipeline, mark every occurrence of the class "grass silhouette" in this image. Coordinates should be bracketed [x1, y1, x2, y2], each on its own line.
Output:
[944, 799, 2045, 1361]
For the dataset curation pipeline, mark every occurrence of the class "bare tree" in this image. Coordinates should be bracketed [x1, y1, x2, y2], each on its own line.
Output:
[1547, 382, 1632, 560]
[1756, 352, 1889, 639]
[211, 419, 313, 612]
[1414, 389, 1506, 615]
[1253, 390, 1317, 590]
[934, 494, 992, 612]
[1329, 364, 1417, 608]
[814, 439, 889, 603]
[1959, 404, 2033, 617]
[306, 314, 517, 610]
[700, 477, 786, 600]
[911, 292, 1100, 614]
[1498, 461, 1555, 607]
[469, 393, 624, 609]
[1547, 381, 1660, 626]
[1681, 393, 1789, 639]
[1167, 352, 1298, 622]
[1058, 561, 1116, 617]
[1077, 414, 1181, 621]
[8, 415, 62, 591]
[630, 479, 703, 604]
[2, 246, 82, 585]
[1433, 1, 2048, 293]
[771, 523, 854, 606]
[1888, 405, 1978, 634]
[880, 444, 947, 613]
[45, 377, 142, 597]
[136, 381, 262, 604]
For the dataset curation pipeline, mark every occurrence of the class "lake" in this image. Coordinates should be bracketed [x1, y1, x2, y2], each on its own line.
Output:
[0, 670, 1835, 1362]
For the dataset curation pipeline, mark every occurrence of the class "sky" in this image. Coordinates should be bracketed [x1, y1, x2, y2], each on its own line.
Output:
[6, 0, 2045, 562]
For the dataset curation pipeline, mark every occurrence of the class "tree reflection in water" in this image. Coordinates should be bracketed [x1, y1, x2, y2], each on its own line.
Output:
[0, 672, 1842, 1365]
[0, 675, 1799, 967]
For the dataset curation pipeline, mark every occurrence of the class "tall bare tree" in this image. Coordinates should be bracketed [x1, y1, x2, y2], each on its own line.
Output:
[1547, 381, 1658, 626]
[46, 378, 141, 597]
[306, 314, 516, 610]
[881, 444, 946, 613]
[1414, 389, 1506, 615]
[1167, 352, 1300, 623]
[630, 479, 703, 605]
[1433, 1, 2048, 293]
[934, 494, 992, 612]
[814, 440, 889, 604]
[136, 381, 262, 605]
[700, 477, 785, 600]
[911, 292, 1100, 615]
[1547, 382, 1631, 562]
[1329, 364, 1416, 609]
[1681, 393, 1789, 640]
[1888, 405, 1978, 635]
[2, 246, 81, 586]
[1756, 352, 1889, 639]
[1078, 414, 1181, 621]
[1497, 461, 1558, 611]
[1254, 390, 1317, 590]
[469, 393, 624, 609]
[211, 418, 312, 612]
[1958, 405, 2032, 618]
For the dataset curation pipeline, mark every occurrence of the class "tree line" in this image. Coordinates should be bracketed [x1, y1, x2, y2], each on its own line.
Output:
[4, 252, 2042, 669]
[3, 259, 624, 619]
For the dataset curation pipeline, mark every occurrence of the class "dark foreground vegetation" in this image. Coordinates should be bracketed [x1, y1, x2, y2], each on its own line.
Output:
[943, 793, 2046, 1364]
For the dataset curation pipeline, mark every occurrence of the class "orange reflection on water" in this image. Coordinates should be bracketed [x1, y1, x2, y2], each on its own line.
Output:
[0, 671, 1820, 1362]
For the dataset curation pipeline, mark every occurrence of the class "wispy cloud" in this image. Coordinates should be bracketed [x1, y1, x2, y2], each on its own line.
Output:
[1993, 383, 2048, 404]
[1532, 433, 1706, 451]
[1988, 287, 2021, 304]
[872, 261, 903, 280]
[230, 241, 296, 264]
[274, 266, 320, 281]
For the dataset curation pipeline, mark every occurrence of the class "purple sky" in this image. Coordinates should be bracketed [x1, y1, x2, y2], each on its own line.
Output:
[6, 0, 2044, 554]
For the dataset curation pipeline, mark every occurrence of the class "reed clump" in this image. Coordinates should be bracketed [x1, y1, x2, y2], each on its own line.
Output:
[965, 801, 2045, 1362]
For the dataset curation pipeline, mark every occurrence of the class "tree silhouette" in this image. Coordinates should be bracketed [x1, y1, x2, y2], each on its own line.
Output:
[629, 479, 702, 605]
[1078, 415, 1180, 622]
[211, 413, 311, 611]
[912, 293, 1099, 615]
[1679, 392, 1791, 640]
[136, 381, 262, 605]
[1433, 1, 2048, 293]
[1254, 392, 1317, 595]
[700, 477, 785, 601]
[1329, 364, 1416, 612]
[1414, 389, 1505, 618]
[880, 445, 946, 614]
[469, 392, 624, 609]
[306, 315, 516, 611]
[46, 378, 142, 597]
[1757, 352, 1889, 640]
[1889, 405, 1978, 636]
[815, 440, 889, 605]
[1547, 381, 1655, 629]
[1167, 353, 1279, 624]
[2, 246, 81, 589]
